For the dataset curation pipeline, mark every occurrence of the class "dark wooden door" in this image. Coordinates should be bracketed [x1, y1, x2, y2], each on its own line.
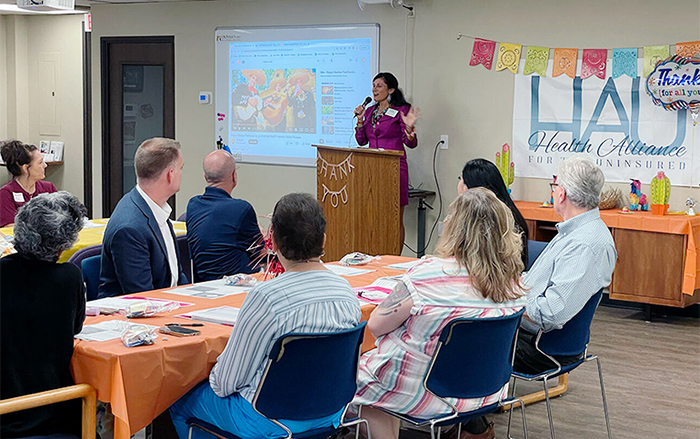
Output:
[101, 36, 175, 216]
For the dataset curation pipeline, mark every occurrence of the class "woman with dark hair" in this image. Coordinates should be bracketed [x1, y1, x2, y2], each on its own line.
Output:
[354, 72, 420, 249]
[0, 140, 57, 227]
[170, 193, 361, 439]
[0, 191, 86, 437]
[458, 158, 529, 268]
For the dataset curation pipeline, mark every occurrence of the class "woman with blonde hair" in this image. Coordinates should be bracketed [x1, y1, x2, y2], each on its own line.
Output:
[353, 187, 526, 439]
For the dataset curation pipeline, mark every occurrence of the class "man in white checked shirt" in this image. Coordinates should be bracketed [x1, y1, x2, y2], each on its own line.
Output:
[514, 158, 617, 374]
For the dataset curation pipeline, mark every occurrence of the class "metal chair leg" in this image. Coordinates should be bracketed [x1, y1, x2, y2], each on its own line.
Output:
[507, 378, 517, 438]
[519, 397, 529, 439]
[543, 377, 556, 439]
[596, 358, 612, 439]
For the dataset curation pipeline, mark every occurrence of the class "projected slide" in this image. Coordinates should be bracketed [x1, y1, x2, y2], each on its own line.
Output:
[215, 25, 379, 166]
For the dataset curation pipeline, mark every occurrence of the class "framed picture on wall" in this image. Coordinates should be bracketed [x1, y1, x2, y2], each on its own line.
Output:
[123, 65, 144, 93]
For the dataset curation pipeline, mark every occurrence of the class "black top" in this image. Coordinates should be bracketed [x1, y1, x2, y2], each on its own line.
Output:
[0, 254, 86, 437]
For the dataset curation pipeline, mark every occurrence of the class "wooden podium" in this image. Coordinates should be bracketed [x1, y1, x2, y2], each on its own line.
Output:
[313, 145, 403, 261]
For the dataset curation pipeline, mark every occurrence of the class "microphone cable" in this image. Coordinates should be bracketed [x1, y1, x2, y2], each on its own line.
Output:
[403, 138, 444, 256]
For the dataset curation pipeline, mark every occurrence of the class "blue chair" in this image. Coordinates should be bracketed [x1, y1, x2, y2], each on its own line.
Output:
[176, 234, 192, 284]
[67, 244, 102, 268]
[375, 310, 528, 439]
[510, 289, 611, 439]
[81, 255, 101, 301]
[526, 240, 548, 270]
[186, 322, 370, 439]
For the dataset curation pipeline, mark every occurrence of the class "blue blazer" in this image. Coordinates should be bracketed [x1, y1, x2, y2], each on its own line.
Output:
[98, 188, 188, 298]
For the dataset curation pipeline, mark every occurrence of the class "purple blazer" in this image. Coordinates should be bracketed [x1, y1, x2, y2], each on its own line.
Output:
[355, 104, 417, 206]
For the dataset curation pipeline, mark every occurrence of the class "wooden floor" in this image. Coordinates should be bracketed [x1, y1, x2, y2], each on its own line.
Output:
[401, 306, 700, 439]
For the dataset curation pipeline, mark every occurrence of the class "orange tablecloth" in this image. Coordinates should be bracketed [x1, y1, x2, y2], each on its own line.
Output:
[0, 219, 187, 263]
[71, 255, 415, 439]
[515, 201, 700, 295]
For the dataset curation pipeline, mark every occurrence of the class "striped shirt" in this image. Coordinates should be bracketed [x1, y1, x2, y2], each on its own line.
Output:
[522, 208, 617, 333]
[353, 257, 525, 417]
[209, 269, 361, 401]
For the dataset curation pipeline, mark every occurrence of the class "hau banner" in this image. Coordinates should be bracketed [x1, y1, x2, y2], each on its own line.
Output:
[513, 61, 699, 186]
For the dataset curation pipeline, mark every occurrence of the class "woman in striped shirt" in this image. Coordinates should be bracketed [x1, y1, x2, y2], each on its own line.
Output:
[353, 188, 527, 439]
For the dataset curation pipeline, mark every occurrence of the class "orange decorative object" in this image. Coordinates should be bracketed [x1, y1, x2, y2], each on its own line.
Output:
[650, 203, 669, 216]
[675, 40, 700, 58]
[553, 48, 578, 78]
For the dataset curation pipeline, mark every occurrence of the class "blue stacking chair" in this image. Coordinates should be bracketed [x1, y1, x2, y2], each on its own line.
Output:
[81, 255, 101, 301]
[67, 244, 102, 268]
[186, 322, 370, 439]
[526, 240, 548, 271]
[176, 234, 191, 284]
[510, 289, 611, 439]
[374, 310, 528, 439]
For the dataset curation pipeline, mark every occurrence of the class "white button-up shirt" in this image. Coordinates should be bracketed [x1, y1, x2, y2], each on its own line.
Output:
[136, 185, 178, 288]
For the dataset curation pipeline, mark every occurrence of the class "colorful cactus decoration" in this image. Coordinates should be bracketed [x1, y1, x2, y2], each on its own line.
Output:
[650, 171, 671, 205]
[495, 143, 515, 190]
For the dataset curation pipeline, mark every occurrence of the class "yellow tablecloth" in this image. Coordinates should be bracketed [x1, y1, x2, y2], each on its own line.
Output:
[0, 219, 187, 263]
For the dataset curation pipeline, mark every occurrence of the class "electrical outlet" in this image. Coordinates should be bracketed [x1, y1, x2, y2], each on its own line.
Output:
[440, 134, 448, 150]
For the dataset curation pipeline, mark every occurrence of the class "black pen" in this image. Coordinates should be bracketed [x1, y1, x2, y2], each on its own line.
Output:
[166, 323, 204, 327]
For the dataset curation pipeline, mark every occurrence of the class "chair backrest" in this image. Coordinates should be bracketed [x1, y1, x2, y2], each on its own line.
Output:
[0, 384, 96, 439]
[253, 322, 367, 421]
[66, 245, 102, 268]
[177, 211, 187, 222]
[538, 289, 603, 357]
[426, 309, 525, 399]
[176, 234, 191, 283]
[81, 255, 101, 301]
[527, 240, 549, 270]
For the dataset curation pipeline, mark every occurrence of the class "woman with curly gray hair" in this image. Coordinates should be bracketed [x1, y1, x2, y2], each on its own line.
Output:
[0, 191, 87, 437]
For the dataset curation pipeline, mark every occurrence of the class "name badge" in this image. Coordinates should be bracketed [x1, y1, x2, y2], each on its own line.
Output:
[385, 108, 399, 118]
[12, 192, 24, 203]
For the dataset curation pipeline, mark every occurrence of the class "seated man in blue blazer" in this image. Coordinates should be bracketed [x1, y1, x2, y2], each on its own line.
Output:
[98, 137, 188, 297]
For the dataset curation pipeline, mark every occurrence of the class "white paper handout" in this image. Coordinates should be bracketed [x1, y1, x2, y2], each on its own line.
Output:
[324, 264, 374, 276]
[180, 306, 241, 326]
[386, 259, 423, 271]
[164, 279, 250, 298]
[354, 276, 401, 303]
[75, 320, 159, 342]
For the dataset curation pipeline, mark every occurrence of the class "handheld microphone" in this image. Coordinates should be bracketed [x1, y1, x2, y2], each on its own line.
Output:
[354, 96, 373, 117]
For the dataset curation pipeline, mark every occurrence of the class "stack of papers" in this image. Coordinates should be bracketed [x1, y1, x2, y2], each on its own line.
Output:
[179, 306, 241, 326]
[86, 296, 191, 314]
[165, 279, 250, 298]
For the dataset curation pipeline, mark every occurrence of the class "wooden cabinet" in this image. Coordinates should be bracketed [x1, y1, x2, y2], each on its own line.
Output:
[518, 201, 700, 308]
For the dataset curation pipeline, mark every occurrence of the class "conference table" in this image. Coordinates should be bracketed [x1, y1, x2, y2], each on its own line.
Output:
[0, 219, 187, 263]
[71, 255, 416, 439]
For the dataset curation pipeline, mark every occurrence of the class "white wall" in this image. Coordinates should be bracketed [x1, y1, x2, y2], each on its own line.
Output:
[0, 16, 7, 141]
[1, 14, 84, 201]
[87, 0, 699, 253]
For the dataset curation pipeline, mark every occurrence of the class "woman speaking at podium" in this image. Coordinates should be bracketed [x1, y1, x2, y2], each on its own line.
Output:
[354, 72, 419, 248]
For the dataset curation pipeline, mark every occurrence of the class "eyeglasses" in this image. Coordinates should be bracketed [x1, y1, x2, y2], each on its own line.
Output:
[549, 183, 559, 192]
